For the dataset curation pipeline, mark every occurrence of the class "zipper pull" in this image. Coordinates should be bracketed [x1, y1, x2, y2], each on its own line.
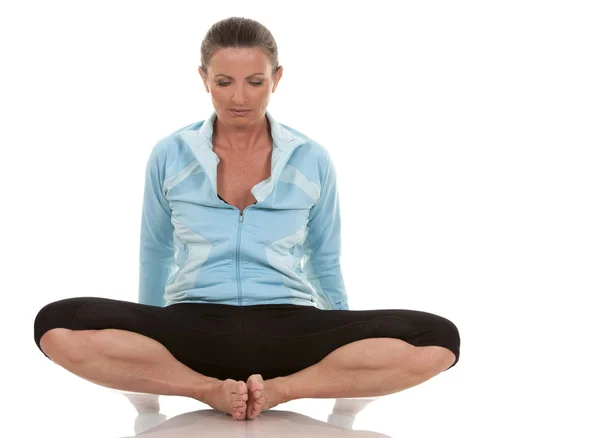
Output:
[239, 211, 243, 222]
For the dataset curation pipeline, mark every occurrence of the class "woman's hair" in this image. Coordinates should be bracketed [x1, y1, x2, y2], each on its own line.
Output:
[200, 17, 280, 78]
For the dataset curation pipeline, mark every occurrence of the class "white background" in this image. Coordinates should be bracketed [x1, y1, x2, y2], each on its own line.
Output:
[2, 1, 598, 436]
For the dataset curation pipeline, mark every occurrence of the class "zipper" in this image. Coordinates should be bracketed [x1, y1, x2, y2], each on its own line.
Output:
[236, 208, 244, 305]
[217, 198, 251, 305]
[235, 205, 252, 305]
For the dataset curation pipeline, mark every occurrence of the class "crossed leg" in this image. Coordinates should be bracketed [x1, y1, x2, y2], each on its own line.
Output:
[34, 298, 460, 421]
[244, 338, 455, 419]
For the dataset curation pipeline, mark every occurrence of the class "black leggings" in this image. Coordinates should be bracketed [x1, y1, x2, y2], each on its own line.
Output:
[34, 297, 460, 382]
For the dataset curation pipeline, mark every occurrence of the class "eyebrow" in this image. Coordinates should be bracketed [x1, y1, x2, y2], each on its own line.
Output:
[215, 73, 265, 79]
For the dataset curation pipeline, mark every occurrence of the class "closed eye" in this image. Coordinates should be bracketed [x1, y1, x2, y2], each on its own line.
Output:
[217, 82, 263, 87]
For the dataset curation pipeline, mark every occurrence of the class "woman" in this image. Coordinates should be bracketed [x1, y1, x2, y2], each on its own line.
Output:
[34, 17, 460, 422]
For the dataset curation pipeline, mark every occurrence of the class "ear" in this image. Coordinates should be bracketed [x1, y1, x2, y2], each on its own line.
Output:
[198, 66, 209, 92]
[273, 66, 283, 92]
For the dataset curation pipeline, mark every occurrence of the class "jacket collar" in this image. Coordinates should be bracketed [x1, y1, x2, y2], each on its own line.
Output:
[183, 109, 302, 152]
[179, 110, 307, 204]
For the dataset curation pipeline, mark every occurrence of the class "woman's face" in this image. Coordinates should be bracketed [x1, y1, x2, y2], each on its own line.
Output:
[199, 47, 282, 126]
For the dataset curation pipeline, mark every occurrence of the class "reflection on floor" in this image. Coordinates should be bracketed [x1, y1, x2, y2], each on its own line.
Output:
[118, 392, 386, 437]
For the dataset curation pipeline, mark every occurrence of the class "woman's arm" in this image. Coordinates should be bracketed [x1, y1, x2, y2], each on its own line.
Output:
[302, 154, 349, 310]
[138, 143, 175, 307]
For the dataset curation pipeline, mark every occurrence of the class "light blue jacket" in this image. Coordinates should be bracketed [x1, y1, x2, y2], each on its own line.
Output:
[139, 110, 349, 310]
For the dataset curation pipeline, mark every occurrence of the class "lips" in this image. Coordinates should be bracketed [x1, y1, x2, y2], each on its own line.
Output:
[230, 109, 251, 116]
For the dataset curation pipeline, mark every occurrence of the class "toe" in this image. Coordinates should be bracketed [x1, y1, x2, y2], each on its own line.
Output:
[247, 407, 259, 420]
[236, 380, 247, 394]
[250, 397, 264, 416]
[247, 374, 264, 389]
[233, 393, 248, 401]
[223, 378, 238, 392]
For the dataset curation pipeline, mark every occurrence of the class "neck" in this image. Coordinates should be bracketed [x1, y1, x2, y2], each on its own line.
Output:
[213, 114, 271, 151]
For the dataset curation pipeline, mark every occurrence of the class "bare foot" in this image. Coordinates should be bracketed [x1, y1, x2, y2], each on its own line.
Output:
[246, 374, 289, 420]
[201, 378, 248, 421]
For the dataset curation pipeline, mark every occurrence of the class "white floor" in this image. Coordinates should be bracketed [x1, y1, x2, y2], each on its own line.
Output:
[115, 393, 384, 437]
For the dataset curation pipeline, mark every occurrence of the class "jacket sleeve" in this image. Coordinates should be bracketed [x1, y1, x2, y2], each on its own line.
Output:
[302, 155, 349, 310]
[138, 143, 175, 307]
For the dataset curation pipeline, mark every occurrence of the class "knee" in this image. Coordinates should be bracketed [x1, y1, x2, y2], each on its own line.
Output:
[34, 298, 89, 361]
[429, 346, 457, 373]
[39, 328, 79, 363]
[435, 317, 460, 370]
[423, 314, 460, 372]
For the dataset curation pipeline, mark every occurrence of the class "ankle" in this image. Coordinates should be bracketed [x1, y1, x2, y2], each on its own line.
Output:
[274, 377, 292, 403]
[194, 377, 221, 401]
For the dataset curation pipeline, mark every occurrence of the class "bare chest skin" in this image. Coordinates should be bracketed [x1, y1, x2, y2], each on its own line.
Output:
[213, 142, 273, 211]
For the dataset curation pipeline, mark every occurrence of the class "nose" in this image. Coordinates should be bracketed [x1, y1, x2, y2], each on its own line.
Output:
[232, 85, 248, 104]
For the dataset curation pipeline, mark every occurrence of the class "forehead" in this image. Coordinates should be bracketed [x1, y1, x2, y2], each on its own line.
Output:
[209, 47, 270, 77]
